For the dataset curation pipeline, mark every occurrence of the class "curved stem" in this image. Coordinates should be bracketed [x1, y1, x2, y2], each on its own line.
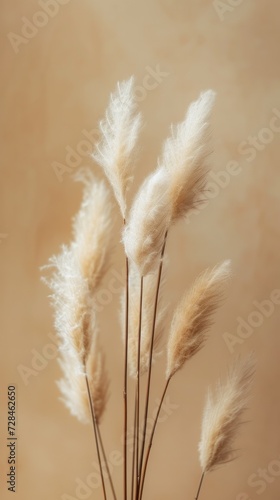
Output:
[138, 231, 168, 489]
[139, 376, 171, 499]
[194, 472, 205, 500]
[85, 373, 107, 499]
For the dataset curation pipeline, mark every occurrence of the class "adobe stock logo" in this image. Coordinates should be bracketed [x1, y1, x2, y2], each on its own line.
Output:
[7, 0, 71, 55]
[213, 0, 245, 22]
[52, 128, 99, 183]
[236, 455, 280, 499]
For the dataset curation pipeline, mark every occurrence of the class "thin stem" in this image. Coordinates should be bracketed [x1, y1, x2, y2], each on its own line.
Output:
[135, 276, 144, 499]
[96, 424, 117, 500]
[138, 231, 168, 488]
[123, 250, 129, 500]
[131, 386, 138, 500]
[85, 373, 107, 500]
[139, 376, 171, 500]
[194, 472, 205, 500]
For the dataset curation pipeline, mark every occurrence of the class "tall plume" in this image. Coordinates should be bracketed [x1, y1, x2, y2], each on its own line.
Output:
[166, 260, 231, 379]
[123, 90, 216, 276]
[160, 90, 216, 222]
[44, 172, 112, 422]
[199, 354, 255, 473]
[93, 77, 141, 219]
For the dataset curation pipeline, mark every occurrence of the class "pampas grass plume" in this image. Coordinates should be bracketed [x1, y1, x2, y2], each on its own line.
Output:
[166, 260, 231, 379]
[199, 354, 255, 473]
[93, 77, 141, 219]
[123, 167, 171, 276]
[45, 172, 112, 422]
[160, 90, 216, 222]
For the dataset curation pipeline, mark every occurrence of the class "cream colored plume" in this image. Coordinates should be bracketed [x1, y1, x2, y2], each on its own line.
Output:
[45, 173, 112, 422]
[93, 77, 141, 218]
[199, 354, 255, 473]
[123, 168, 171, 276]
[125, 270, 166, 378]
[160, 90, 216, 222]
[166, 260, 231, 379]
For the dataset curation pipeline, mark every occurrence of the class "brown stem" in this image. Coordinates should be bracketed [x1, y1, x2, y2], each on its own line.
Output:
[135, 276, 144, 499]
[138, 231, 168, 490]
[131, 385, 138, 500]
[123, 251, 129, 500]
[194, 472, 205, 500]
[85, 373, 107, 499]
[139, 376, 171, 500]
[96, 423, 117, 500]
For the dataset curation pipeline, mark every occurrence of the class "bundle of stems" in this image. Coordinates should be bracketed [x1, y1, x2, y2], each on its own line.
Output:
[45, 77, 255, 499]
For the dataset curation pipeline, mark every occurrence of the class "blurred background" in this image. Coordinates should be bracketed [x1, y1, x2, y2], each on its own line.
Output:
[1, 0, 280, 498]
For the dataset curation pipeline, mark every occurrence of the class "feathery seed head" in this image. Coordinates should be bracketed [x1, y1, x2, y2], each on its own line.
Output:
[199, 353, 255, 472]
[44, 172, 112, 422]
[166, 260, 231, 379]
[93, 77, 141, 218]
[160, 90, 216, 222]
[123, 168, 171, 276]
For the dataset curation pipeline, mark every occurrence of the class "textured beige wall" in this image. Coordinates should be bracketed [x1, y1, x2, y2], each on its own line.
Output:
[1, 0, 280, 499]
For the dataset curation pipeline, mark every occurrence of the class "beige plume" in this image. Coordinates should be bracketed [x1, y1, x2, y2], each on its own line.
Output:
[93, 77, 141, 218]
[199, 354, 255, 473]
[44, 173, 112, 422]
[160, 90, 216, 222]
[123, 167, 171, 276]
[166, 260, 231, 379]
[123, 91, 215, 275]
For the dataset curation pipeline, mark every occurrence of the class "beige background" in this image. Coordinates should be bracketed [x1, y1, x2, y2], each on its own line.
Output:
[1, 0, 280, 499]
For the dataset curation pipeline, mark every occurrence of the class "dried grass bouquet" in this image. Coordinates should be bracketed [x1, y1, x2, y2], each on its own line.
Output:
[44, 77, 255, 499]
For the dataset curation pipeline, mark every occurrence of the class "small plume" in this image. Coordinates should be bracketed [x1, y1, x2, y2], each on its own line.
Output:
[93, 77, 141, 218]
[166, 260, 231, 379]
[199, 354, 255, 473]
[160, 90, 216, 222]
[123, 168, 171, 276]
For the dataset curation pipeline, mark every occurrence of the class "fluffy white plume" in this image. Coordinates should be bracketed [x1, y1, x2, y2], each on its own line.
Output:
[93, 77, 141, 218]
[44, 173, 112, 422]
[123, 168, 171, 276]
[199, 354, 255, 472]
[160, 90, 216, 221]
